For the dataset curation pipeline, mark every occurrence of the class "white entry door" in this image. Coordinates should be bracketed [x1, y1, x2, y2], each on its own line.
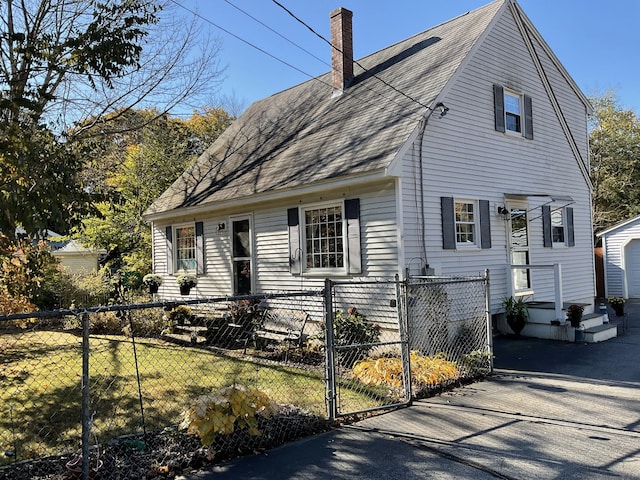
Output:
[625, 239, 640, 298]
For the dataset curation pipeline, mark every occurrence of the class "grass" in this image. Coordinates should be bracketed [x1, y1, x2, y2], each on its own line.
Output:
[0, 329, 381, 465]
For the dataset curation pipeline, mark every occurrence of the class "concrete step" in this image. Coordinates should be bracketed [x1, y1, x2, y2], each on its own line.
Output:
[584, 323, 618, 343]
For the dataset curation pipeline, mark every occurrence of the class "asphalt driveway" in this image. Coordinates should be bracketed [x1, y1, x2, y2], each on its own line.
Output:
[186, 301, 640, 479]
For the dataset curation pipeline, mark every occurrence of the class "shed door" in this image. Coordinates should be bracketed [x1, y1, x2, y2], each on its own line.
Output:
[625, 239, 640, 298]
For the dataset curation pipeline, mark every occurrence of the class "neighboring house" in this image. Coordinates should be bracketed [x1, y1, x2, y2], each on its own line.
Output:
[50, 239, 105, 274]
[597, 215, 640, 299]
[144, 0, 597, 331]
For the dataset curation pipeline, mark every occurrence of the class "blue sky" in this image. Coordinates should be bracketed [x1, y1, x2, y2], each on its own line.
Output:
[179, 0, 640, 113]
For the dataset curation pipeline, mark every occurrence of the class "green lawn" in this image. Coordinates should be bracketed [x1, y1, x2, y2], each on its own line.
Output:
[0, 330, 379, 464]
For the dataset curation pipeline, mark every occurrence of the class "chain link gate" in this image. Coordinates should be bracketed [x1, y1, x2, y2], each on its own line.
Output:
[324, 278, 411, 418]
[324, 272, 491, 417]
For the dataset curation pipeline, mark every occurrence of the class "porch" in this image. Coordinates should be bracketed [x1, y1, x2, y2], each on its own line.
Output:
[502, 264, 618, 343]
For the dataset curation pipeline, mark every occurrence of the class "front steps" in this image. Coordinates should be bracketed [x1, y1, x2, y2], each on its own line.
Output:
[498, 301, 618, 343]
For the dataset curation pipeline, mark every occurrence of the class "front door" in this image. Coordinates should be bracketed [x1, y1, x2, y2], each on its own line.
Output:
[231, 217, 252, 295]
[509, 202, 531, 292]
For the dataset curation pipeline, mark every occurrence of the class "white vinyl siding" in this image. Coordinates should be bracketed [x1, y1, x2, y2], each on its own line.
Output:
[399, 8, 594, 312]
[600, 217, 640, 298]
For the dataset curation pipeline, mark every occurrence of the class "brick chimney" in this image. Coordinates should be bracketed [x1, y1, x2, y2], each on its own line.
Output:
[330, 7, 353, 94]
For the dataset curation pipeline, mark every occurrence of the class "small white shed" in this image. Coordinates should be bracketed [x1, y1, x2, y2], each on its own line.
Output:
[597, 215, 640, 299]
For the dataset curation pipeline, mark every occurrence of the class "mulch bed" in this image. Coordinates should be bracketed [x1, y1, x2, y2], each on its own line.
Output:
[0, 406, 330, 480]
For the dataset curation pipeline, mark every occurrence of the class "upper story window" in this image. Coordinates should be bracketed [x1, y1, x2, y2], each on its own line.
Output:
[304, 204, 344, 270]
[175, 224, 196, 271]
[494, 84, 533, 140]
[504, 92, 522, 133]
[455, 200, 477, 246]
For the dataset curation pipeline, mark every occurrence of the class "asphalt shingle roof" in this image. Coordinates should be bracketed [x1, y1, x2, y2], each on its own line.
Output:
[145, 0, 504, 218]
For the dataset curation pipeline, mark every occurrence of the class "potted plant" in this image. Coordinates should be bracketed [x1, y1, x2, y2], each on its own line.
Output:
[176, 273, 197, 295]
[142, 273, 163, 294]
[502, 296, 528, 336]
[608, 296, 625, 316]
[567, 304, 584, 328]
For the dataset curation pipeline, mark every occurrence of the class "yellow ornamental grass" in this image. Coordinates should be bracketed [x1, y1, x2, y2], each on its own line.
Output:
[353, 351, 459, 388]
[180, 385, 275, 446]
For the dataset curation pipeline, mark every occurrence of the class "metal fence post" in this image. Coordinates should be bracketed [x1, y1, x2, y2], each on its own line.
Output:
[484, 269, 494, 373]
[81, 312, 90, 480]
[323, 279, 337, 421]
[396, 275, 412, 402]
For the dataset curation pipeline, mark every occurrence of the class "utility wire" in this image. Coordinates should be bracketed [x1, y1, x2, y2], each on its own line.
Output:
[223, 0, 329, 68]
[271, 0, 432, 111]
[169, 0, 421, 120]
[168, 0, 332, 89]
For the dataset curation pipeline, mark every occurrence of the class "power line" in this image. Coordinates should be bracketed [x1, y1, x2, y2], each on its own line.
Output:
[168, 0, 420, 120]
[223, 0, 330, 68]
[271, 0, 431, 112]
[168, 0, 332, 89]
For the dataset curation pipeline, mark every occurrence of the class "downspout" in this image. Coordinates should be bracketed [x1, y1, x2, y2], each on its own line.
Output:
[417, 102, 449, 273]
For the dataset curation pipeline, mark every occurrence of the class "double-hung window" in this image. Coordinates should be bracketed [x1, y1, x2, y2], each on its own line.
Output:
[494, 84, 533, 140]
[542, 205, 575, 248]
[441, 197, 491, 250]
[175, 225, 196, 271]
[165, 222, 204, 274]
[455, 200, 477, 246]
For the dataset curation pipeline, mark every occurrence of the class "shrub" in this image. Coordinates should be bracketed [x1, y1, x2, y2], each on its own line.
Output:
[330, 307, 381, 368]
[124, 308, 172, 337]
[167, 305, 193, 326]
[459, 349, 494, 377]
[353, 351, 459, 388]
[180, 385, 275, 446]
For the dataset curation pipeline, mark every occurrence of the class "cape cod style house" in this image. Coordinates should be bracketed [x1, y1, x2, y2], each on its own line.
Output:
[144, 0, 604, 338]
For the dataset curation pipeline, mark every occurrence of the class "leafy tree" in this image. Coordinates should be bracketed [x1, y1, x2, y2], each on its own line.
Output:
[75, 108, 233, 273]
[590, 92, 640, 233]
[0, 0, 224, 239]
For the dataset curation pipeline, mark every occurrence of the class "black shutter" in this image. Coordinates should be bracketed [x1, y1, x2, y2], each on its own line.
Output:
[542, 205, 552, 247]
[441, 197, 456, 250]
[195, 221, 205, 275]
[566, 207, 575, 247]
[494, 84, 505, 133]
[345, 198, 362, 274]
[288, 208, 301, 274]
[524, 94, 533, 139]
[479, 200, 492, 249]
[165, 226, 174, 274]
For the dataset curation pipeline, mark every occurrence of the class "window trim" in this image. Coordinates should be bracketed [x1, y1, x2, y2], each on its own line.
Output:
[550, 207, 567, 247]
[542, 205, 575, 248]
[442, 197, 491, 250]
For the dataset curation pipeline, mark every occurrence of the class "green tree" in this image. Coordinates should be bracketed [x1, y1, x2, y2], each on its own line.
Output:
[590, 92, 640, 233]
[0, 0, 224, 240]
[75, 108, 233, 273]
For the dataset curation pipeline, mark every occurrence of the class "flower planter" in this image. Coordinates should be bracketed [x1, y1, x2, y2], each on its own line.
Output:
[148, 284, 159, 294]
[179, 285, 192, 296]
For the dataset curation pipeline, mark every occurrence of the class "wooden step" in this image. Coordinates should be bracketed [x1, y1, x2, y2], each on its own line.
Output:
[583, 323, 618, 343]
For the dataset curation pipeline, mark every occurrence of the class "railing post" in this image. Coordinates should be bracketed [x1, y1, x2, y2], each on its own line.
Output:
[506, 264, 514, 298]
[554, 263, 563, 321]
[323, 279, 337, 421]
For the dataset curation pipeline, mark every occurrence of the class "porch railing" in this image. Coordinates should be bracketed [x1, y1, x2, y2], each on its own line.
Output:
[507, 263, 563, 321]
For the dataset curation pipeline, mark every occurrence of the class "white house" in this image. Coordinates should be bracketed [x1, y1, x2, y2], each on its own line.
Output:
[144, 0, 599, 333]
[597, 215, 640, 299]
[50, 239, 104, 274]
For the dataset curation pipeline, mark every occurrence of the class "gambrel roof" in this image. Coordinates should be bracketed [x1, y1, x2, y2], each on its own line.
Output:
[144, 0, 587, 220]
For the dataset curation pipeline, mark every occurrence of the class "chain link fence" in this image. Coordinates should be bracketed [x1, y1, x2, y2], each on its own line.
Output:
[0, 293, 328, 479]
[406, 274, 492, 397]
[1, 274, 491, 479]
